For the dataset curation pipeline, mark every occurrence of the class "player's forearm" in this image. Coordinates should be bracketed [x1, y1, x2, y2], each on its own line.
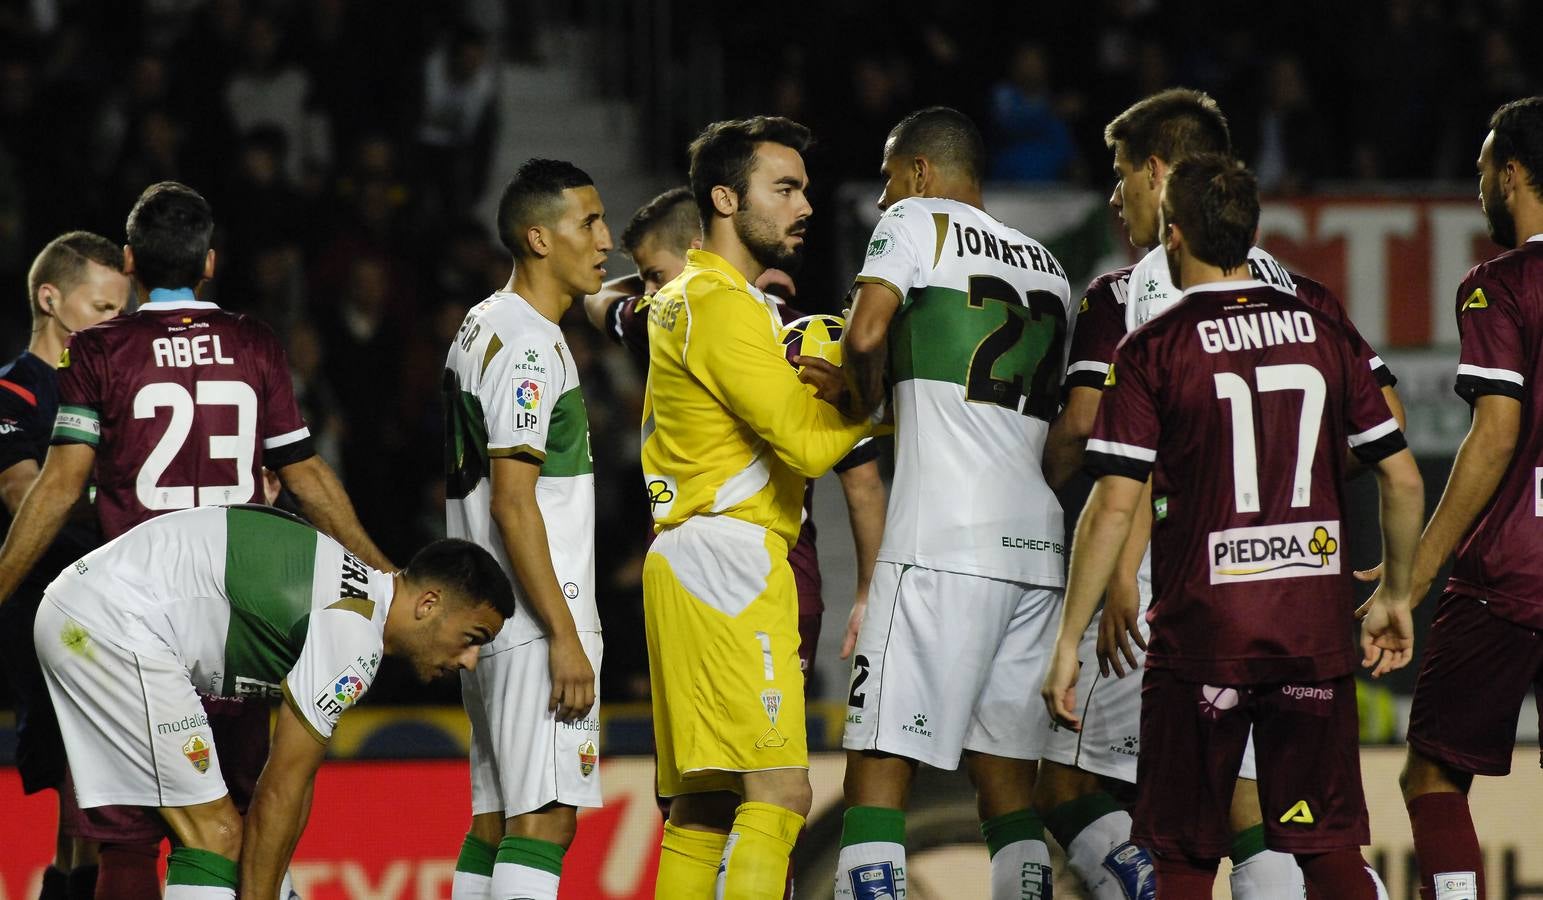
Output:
[764, 406, 872, 479]
[492, 501, 580, 643]
[1372, 449, 1425, 599]
[1382, 385, 1407, 432]
[0, 465, 80, 602]
[0, 459, 40, 516]
[838, 461, 886, 599]
[1110, 479, 1152, 587]
[279, 456, 396, 571]
[240, 774, 311, 897]
[845, 340, 888, 422]
[1057, 481, 1139, 648]
[1042, 388, 1099, 490]
[1409, 418, 1514, 595]
[584, 277, 642, 332]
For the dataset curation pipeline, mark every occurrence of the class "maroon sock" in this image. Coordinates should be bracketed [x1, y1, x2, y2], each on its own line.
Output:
[1408, 792, 1485, 900]
[1298, 849, 1378, 900]
[1154, 853, 1219, 899]
[94, 842, 161, 900]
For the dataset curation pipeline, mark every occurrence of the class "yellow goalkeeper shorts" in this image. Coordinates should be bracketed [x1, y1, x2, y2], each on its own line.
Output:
[643, 515, 808, 798]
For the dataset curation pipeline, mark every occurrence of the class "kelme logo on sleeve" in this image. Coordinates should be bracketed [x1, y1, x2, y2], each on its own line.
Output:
[1207, 522, 1341, 584]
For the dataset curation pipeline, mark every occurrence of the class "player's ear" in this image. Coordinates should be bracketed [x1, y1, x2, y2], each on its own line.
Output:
[122, 245, 136, 277]
[710, 184, 738, 218]
[911, 156, 929, 195]
[35, 284, 57, 318]
[526, 224, 551, 259]
[689, 235, 703, 250]
[1146, 157, 1163, 190]
[203, 249, 216, 281]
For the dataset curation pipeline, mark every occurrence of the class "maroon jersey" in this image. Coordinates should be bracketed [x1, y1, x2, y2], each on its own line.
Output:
[1291, 272, 1397, 389]
[1445, 238, 1543, 627]
[1063, 264, 1134, 392]
[1085, 280, 1406, 683]
[51, 295, 313, 538]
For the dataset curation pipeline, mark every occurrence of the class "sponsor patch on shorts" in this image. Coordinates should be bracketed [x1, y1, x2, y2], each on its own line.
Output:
[1207, 521, 1340, 584]
[848, 861, 900, 900]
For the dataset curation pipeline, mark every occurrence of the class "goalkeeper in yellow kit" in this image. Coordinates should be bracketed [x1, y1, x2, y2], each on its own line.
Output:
[642, 116, 872, 898]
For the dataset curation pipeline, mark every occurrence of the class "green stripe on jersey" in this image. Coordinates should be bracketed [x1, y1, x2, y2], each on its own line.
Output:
[221, 507, 319, 694]
[443, 372, 491, 500]
[542, 387, 593, 477]
[889, 283, 1065, 420]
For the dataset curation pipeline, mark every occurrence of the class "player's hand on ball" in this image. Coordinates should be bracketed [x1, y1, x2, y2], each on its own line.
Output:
[1356, 589, 1414, 679]
[1041, 645, 1082, 731]
[840, 596, 866, 660]
[1096, 578, 1147, 679]
[796, 356, 850, 407]
[548, 634, 596, 721]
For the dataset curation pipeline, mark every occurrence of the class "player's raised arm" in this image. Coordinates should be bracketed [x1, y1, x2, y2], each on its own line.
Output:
[278, 454, 396, 571]
[240, 698, 327, 898]
[0, 442, 94, 604]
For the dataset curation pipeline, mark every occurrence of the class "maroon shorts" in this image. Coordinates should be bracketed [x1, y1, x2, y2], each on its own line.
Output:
[64, 695, 271, 841]
[1132, 668, 1369, 858]
[1407, 590, 1543, 776]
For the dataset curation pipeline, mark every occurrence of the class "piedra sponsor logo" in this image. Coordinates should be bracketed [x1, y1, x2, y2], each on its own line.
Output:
[1208, 521, 1340, 585]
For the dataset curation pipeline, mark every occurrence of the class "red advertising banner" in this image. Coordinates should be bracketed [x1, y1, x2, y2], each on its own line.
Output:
[1255, 195, 1494, 348]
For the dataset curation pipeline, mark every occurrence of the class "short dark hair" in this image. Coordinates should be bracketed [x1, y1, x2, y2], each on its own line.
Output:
[687, 116, 812, 228]
[1489, 97, 1543, 201]
[1105, 88, 1231, 167]
[495, 158, 594, 259]
[125, 181, 214, 290]
[620, 186, 699, 256]
[402, 538, 516, 618]
[1162, 153, 1258, 272]
[27, 231, 124, 323]
[886, 106, 986, 184]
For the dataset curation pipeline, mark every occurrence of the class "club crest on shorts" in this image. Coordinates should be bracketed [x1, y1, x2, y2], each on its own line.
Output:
[756, 688, 787, 749]
[577, 740, 597, 777]
[1198, 685, 1241, 720]
[182, 734, 212, 774]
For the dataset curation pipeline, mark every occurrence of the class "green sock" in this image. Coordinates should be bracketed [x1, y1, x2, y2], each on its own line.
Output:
[1230, 823, 1269, 863]
[165, 847, 238, 889]
[1041, 790, 1124, 846]
[840, 805, 906, 847]
[980, 808, 1046, 858]
[455, 833, 497, 876]
[495, 835, 565, 877]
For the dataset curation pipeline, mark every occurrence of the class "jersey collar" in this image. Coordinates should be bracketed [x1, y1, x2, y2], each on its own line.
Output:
[1178, 278, 1272, 301]
[143, 287, 220, 310]
[1527, 234, 1543, 244]
[685, 249, 751, 293]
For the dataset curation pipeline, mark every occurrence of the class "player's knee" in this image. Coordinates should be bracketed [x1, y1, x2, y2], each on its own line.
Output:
[1399, 748, 1470, 803]
[1029, 759, 1088, 815]
[745, 772, 813, 819]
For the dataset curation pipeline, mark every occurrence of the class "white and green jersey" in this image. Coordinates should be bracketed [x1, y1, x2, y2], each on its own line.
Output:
[856, 196, 1074, 585]
[46, 504, 393, 742]
[1126, 244, 1295, 330]
[443, 291, 597, 652]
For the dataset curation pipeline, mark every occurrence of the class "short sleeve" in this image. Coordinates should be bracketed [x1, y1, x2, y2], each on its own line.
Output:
[1083, 336, 1160, 482]
[254, 322, 315, 468]
[606, 294, 652, 361]
[853, 199, 935, 300]
[1295, 275, 1397, 388]
[1453, 272, 1526, 404]
[1064, 274, 1129, 391]
[0, 374, 44, 473]
[52, 332, 105, 447]
[485, 337, 561, 463]
[281, 606, 382, 743]
[1344, 333, 1407, 464]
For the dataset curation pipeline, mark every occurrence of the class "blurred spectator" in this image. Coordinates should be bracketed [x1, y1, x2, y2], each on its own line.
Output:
[415, 22, 498, 222]
[225, 13, 329, 182]
[1351, 0, 1443, 179]
[988, 43, 1078, 182]
[1240, 55, 1330, 195]
[286, 319, 346, 474]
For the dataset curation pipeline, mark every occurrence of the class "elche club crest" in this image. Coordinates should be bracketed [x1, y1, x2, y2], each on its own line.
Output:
[577, 741, 598, 778]
[182, 734, 212, 774]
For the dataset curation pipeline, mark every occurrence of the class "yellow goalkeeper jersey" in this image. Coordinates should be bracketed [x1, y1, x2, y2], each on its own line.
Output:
[641, 249, 870, 548]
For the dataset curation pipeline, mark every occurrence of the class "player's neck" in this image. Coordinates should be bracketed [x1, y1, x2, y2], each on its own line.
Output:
[923, 178, 983, 209]
[1510, 204, 1543, 250]
[701, 233, 764, 285]
[506, 270, 572, 325]
[27, 322, 66, 369]
[1176, 255, 1245, 293]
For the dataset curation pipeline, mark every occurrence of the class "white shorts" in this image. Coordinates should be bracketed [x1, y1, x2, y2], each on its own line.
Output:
[34, 595, 229, 810]
[463, 630, 603, 817]
[1040, 596, 1259, 783]
[841, 562, 1060, 770]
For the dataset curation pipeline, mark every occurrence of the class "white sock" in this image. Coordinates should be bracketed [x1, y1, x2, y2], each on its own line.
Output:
[1064, 810, 1155, 900]
[989, 839, 1053, 900]
[491, 863, 559, 900]
[451, 869, 492, 899]
[164, 887, 235, 900]
[834, 840, 907, 900]
[1230, 849, 1305, 899]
